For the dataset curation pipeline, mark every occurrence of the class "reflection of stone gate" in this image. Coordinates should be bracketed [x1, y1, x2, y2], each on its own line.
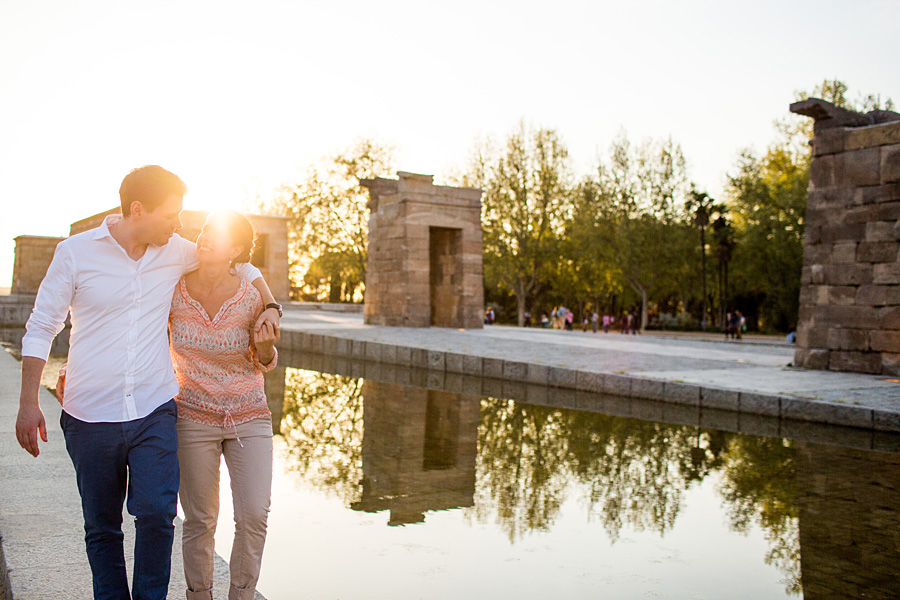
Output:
[792, 98, 900, 374]
[796, 441, 900, 598]
[350, 380, 479, 526]
[360, 172, 483, 329]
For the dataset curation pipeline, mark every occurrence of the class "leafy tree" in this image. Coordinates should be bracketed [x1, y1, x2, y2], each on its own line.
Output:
[457, 122, 574, 326]
[266, 139, 394, 301]
[571, 134, 692, 330]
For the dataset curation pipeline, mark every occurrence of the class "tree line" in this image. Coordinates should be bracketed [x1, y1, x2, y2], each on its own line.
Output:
[262, 79, 893, 333]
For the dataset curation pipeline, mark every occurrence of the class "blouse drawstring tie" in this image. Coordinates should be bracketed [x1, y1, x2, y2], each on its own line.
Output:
[224, 411, 244, 448]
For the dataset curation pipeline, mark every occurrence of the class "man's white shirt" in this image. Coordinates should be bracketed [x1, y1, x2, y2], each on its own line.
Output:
[21, 215, 262, 423]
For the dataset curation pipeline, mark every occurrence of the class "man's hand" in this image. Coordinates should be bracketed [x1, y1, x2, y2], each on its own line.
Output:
[253, 307, 281, 339]
[18, 356, 48, 457]
[16, 403, 47, 457]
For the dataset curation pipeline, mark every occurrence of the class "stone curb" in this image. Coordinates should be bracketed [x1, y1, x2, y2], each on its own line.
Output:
[286, 350, 900, 455]
[279, 330, 897, 433]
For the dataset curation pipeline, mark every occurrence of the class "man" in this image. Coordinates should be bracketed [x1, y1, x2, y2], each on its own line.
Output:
[15, 166, 282, 600]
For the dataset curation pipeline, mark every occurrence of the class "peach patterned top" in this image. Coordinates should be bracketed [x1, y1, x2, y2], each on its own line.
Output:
[169, 275, 276, 427]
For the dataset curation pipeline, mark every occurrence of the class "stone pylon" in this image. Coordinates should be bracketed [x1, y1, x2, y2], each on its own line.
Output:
[792, 98, 900, 374]
[360, 172, 484, 329]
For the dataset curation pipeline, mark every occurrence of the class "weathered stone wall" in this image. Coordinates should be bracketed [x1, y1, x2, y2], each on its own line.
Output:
[11, 236, 65, 295]
[793, 98, 900, 374]
[361, 172, 484, 329]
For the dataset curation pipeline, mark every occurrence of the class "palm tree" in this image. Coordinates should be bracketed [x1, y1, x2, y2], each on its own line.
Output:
[687, 190, 715, 329]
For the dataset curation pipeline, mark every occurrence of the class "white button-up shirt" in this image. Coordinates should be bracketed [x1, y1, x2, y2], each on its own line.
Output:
[22, 215, 262, 423]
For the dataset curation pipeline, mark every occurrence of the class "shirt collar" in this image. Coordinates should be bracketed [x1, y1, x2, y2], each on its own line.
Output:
[93, 214, 122, 241]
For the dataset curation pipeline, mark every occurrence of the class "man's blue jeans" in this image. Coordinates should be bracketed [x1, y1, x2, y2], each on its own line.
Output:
[61, 400, 179, 600]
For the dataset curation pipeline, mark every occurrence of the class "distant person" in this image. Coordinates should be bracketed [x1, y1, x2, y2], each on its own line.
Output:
[725, 311, 734, 340]
[591, 311, 599, 333]
[582, 315, 589, 332]
[728, 311, 740, 341]
[541, 312, 549, 328]
[737, 311, 745, 340]
[524, 311, 532, 327]
[16, 166, 281, 599]
[602, 314, 610, 334]
[566, 310, 574, 331]
[787, 330, 797, 344]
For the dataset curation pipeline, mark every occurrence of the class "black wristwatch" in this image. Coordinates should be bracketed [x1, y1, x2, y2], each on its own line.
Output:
[265, 303, 283, 317]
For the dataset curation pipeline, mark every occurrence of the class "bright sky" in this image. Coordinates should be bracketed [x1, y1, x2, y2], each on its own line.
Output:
[2, 0, 898, 287]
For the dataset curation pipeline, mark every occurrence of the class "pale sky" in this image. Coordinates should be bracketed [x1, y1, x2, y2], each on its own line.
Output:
[2, 0, 898, 287]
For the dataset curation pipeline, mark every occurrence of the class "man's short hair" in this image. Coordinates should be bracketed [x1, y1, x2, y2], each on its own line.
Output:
[119, 165, 187, 216]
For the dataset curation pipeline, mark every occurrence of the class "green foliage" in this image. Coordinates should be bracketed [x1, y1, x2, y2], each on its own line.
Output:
[267, 139, 394, 301]
[457, 121, 574, 325]
[727, 146, 808, 332]
[570, 134, 693, 329]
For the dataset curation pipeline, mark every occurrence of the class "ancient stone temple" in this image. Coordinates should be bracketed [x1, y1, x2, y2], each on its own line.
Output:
[792, 98, 900, 374]
[360, 172, 484, 329]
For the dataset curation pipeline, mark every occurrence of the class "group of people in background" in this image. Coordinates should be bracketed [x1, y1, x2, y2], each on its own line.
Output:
[525, 307, 640, 334]
[488, 305, 752, 339]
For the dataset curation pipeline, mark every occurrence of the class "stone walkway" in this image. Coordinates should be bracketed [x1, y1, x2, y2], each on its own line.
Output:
[0, 349, 265, 599]
[280, 309, 900, 431]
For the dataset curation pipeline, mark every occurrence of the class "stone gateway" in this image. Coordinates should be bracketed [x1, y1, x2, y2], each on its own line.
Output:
[792, 98, 900, 374]
[360, 172, 484, 329]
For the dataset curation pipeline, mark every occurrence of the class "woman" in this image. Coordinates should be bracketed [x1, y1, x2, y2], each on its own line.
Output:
[168, 209, 278, 600]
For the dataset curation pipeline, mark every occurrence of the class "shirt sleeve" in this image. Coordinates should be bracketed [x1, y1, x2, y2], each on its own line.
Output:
[21, 243, 76, 361]
[175, 235, 199, 274]
[235, 262, 262, 282]
[250, 344, 278, 373]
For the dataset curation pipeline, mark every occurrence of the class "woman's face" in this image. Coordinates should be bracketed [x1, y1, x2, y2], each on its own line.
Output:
[197, 218, 241, 266]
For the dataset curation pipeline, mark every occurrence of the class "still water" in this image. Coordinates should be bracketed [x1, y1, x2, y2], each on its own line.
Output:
[202, 354, 899, 600]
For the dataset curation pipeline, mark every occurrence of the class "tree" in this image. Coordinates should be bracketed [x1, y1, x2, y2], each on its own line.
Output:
[573, 134, 692, 330]
[267, 139, 394, 301]
[458, 122, 574, 326]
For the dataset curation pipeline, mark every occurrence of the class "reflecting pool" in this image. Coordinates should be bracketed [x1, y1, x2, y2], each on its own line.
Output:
[204, 353, 900, 600]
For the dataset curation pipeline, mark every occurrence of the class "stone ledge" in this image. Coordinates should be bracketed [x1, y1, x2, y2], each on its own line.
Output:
[276, 329, 899, 432]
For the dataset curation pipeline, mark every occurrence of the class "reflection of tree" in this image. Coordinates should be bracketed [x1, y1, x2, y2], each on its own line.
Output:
[568, 417, 722, 542]
[718, 436, 800, 595]
[472, 398, 729, 543]
[279, 368, 364, 503]
[276, 369, 802, 593]
[473, 399, 571, 542]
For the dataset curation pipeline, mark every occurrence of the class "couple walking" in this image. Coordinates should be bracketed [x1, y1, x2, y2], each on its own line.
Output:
[16, 166, 281, 600]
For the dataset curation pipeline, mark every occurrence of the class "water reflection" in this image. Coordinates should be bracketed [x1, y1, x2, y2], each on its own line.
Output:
[352, 383, 478, 526]
[261, 358, 900, 599]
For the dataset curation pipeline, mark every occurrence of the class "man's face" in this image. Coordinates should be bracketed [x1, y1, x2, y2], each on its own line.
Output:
[140, 194, 183, 246]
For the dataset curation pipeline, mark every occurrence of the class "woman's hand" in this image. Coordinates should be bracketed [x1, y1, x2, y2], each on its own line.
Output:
[252, 321, 279, 366]
[253, 307, 280, 339]
[55, 363, 67, 406]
